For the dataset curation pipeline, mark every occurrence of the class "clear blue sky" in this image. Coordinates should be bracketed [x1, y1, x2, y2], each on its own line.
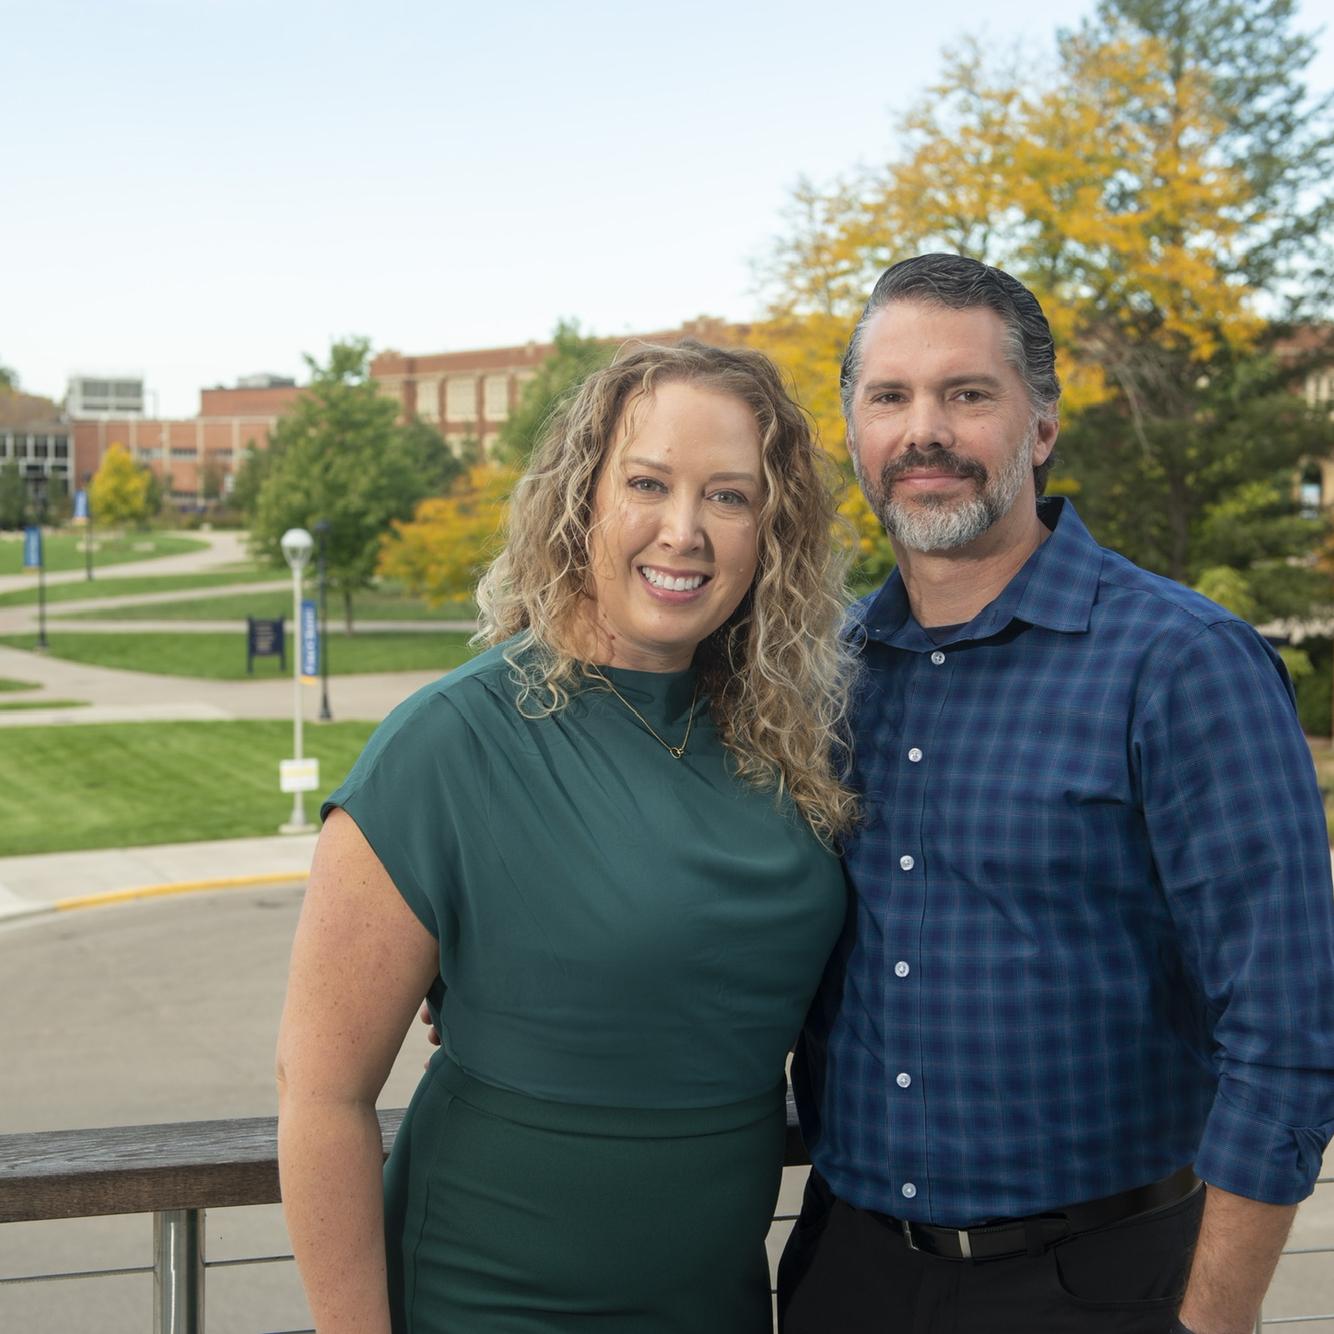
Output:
[5, 0, 1333, 417]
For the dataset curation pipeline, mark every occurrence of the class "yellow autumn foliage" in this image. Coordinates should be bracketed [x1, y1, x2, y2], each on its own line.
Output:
[377, 465, 517, 605]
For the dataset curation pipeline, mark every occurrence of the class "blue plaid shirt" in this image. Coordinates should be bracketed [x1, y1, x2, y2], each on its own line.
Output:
[795, 498, 1334, 1226]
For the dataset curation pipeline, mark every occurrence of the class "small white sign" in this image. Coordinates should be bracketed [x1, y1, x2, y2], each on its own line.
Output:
[280, 758, 321, 793]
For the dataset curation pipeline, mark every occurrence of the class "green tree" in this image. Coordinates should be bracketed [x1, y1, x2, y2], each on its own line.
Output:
[250, 338, 430, 631]
[45, 474, 72, 525]
[200, 457, 225, 504]
[758, 0, 1334, 618]
[495, 321, 614, 464]
[89, 443, 152, 527]
[0, 362, 16, 393]
[0, 460, 25, 529]
[398, 417, 466, 497]
[230, 440, 276, 519]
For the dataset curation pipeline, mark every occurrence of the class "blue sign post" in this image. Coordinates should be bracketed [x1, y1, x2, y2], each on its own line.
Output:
[73, 489, 89, 521]
[23, 525, 48, 650]
[300, 598, 319, 681]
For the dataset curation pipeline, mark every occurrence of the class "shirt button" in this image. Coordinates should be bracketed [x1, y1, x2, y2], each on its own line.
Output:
[899, 855, 915, 871]
[902, 1182, 917, 1199]
[907, 747, 923, 763]
[930, 650, 946, 665]
[896, 1072, 912, 1089]
[894, 961, 910, 978]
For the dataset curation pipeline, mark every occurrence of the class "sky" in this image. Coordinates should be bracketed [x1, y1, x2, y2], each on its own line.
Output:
[6, 0, 1334, 418]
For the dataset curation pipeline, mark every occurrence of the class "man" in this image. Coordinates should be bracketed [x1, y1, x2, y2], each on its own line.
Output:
[778, 254, 1334, 1334]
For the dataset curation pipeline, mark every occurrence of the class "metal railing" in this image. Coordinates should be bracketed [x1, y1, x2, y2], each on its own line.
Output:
[1, 1104, 1327, 1333]
[0, 1098, 808, 1333]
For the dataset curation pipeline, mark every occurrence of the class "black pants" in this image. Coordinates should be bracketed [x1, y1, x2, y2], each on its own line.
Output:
[777, 1170, 1205, 1334]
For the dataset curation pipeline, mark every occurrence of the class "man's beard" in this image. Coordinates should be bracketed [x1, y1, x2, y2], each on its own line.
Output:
[856, 424, 1036, 553]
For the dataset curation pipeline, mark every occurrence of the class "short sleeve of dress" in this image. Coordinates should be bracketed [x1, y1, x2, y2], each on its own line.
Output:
[320, 685, 463, 942]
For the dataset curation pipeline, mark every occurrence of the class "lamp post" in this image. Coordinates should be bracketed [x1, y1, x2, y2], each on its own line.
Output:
[279, 527, 315, 834]
[314, 519, 332, 721]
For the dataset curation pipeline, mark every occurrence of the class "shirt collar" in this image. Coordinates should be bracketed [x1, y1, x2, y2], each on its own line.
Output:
[851, 497, 1102, 651]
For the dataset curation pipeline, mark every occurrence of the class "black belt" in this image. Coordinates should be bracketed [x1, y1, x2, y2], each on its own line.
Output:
[884, 1165, 1200, 1261]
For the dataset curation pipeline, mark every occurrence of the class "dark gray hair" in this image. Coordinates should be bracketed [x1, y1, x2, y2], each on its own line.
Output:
[840, 254, 1061, 491]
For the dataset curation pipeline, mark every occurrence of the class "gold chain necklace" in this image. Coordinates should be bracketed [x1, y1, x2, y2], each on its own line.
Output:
[585, 665, 700, 760]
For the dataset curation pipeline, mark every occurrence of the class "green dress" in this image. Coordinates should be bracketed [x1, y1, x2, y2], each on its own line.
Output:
[322, 640, 846, 1333]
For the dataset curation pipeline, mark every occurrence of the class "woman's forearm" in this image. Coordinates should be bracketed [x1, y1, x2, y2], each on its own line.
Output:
[278, 1090, 393, 1334]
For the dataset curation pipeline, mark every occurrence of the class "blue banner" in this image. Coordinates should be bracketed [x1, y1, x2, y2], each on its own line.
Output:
[73, 489, 89, 521]
[22, 526, 42, 568]
[300, 598, 319, 678]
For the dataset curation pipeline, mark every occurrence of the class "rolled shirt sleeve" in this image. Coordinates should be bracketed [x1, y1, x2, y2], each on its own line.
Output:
[1135, 619, 1334, 1203]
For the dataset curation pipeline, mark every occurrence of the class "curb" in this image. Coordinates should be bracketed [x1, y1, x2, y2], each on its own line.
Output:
[0, 871, 308, 923]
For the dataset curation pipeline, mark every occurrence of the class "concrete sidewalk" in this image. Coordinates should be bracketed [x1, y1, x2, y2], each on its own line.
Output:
[0, 831, 318, 923]
[0, 641, 444, 724]
[0, 528, 249, 595]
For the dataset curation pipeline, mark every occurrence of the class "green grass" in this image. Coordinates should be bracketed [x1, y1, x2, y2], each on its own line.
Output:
[0, 677, 39, 692]
[0, 720, 378, 855]
[0, 568, 285, 608]
[0, 698, 86, 711]
[59, 588, 477, 623]
[0, 631, 477, 679]
[0, 531, 207, 574]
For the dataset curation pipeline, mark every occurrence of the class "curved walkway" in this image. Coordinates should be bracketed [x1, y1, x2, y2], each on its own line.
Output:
[0, 528, 466, 724]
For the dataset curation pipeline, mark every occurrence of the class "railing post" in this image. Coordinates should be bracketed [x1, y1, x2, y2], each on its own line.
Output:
[1254, 1305, 1263, 1333]
[153, 1208, 205, 1334]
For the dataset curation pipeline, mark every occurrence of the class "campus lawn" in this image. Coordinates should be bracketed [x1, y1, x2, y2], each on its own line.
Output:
[0, 631, 477, 679]
[0, 698, 85, 711]
[0, 568, 285, 608]
[0, 531, 207, 575]
[0, 677, 38, 692]
[58, 587, 477, 623]
[0, 720, 377, 856]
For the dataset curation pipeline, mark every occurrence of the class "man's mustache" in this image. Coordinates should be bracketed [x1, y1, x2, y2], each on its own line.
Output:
[879, 448, 989, 488]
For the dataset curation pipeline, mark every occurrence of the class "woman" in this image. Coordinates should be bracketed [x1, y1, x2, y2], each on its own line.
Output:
[276, 339, 859, 1333]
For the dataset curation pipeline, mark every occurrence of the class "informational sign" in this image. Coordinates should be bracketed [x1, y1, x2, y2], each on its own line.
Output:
[22, 526, 42, 568]
[246, 615, 286, 673]
[73, 489, 90, 522]
[280, 757, 321, 793]
[300, 598, 319, 681]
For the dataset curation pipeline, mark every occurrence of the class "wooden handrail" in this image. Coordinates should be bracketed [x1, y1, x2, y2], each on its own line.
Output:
[0, 1096, 808, 1225]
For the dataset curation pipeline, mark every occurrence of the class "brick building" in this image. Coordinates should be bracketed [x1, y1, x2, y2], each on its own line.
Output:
[370, 316, 747, 454]
[70, 374, 302, 503]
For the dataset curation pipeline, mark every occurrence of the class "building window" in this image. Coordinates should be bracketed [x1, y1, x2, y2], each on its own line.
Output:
[170, 446, 197, 460]
[53, 439, 69, 458]
[446, 377, 477, 422]
[416, 380, 440, 421]
[484, 375, 509, 421]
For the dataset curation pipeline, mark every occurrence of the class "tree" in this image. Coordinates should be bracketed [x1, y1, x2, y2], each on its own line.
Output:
[398, 417, 466, 497]
[377, 465, 517, 605]
[756, 1, 1334, 618]
[89, 443, 152, 528]
[250, 338, 431, 631]
[0, 460, 25, 529]
[495, 321, 614, 464]
[0, 362, 16, 392]
[230, 439, 276, 519]
[200, 457, 225, 504]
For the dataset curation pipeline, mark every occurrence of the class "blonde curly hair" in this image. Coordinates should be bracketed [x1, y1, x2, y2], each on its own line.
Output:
[475, 339, 859, 844]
